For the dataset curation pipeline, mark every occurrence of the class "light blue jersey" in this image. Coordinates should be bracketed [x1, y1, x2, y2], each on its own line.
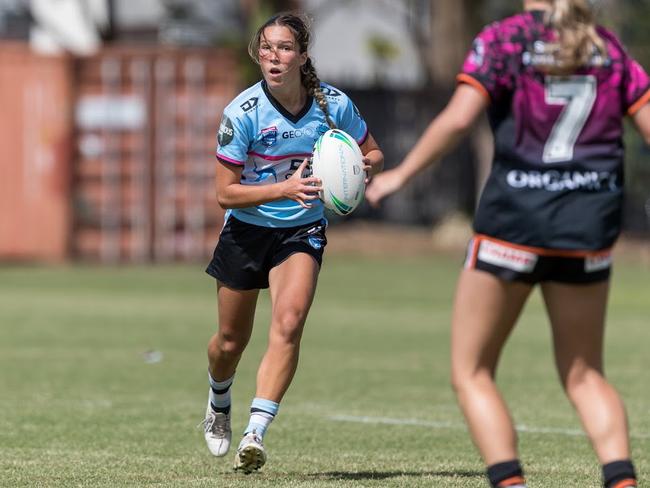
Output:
[216, 81, 368, 228]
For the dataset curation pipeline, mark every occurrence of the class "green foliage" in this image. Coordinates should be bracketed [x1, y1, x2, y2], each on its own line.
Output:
[0, 256, 648, 486]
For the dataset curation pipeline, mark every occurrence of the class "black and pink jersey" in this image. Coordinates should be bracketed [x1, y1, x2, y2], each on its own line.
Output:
[459, 10, 650, 252]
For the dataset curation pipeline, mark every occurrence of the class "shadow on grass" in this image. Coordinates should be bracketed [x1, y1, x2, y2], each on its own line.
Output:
[306, 470, 482, 481]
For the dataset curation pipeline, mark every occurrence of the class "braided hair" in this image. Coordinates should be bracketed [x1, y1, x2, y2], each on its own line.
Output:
[248, 12, 336, 129]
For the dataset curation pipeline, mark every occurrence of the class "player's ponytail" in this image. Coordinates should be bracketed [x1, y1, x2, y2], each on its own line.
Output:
[248, 12, 336, 129]
[301, 57, 336, 129]
[545, 0, 607, 73]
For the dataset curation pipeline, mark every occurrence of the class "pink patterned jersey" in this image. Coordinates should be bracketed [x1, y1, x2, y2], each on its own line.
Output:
[459, 10, 650, 251]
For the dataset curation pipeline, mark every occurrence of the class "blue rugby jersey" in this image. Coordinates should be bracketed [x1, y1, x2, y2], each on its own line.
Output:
[216, 81, 368, 228]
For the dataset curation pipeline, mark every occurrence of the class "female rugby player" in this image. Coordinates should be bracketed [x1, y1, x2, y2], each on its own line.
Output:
[367, 1, 650, 487]
[201, 12, 384, 474]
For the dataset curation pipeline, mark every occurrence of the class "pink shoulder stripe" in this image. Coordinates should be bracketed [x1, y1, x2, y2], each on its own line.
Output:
[248, 151, 312, 161]
[217, 153, 245, 166]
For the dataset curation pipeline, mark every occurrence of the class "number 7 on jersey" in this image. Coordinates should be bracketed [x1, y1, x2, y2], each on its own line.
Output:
[543, 75, 597, 164]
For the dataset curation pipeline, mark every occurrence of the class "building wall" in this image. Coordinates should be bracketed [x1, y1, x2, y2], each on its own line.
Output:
[0, 43, 74, 261]
[0, 42, 240, 262]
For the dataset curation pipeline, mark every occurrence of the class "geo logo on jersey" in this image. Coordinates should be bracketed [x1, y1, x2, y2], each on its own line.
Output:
[478, 240, 538, 273]
[260, 126, 277, 147]
[218, 116, 234, 147]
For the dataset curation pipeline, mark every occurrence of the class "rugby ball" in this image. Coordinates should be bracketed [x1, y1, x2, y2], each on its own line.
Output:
[311, 129, 365, 216]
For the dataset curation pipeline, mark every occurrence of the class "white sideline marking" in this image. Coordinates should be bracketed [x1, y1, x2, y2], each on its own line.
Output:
[329, 415, 650, 439]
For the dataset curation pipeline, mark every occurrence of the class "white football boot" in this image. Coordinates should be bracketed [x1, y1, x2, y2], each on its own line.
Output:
[201, 401, 231, 457]
[233, 431, 266, 473]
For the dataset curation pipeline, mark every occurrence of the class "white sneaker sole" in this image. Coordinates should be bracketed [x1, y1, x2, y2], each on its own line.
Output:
[234, 444, 266, 474]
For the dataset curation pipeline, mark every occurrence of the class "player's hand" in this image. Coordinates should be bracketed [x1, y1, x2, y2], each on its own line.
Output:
[362, 156, 374, 183]
[365, 168, 405, 208]
[282, 158, 322, 209]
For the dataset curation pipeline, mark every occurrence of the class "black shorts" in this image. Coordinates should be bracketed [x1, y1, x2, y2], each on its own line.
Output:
[206, 216, 327, 290]
[464, 234, 611, 284]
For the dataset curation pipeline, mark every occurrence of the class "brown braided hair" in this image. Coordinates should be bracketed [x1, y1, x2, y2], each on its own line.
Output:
[248, 12, 336, 129]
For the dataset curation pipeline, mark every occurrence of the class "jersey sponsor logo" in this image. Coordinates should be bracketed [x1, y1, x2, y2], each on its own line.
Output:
[523, 41, 610, 68]
[478, 240, 538, 273]
[260, 126, 277, 147]
[585, 252, 612, 273]
[506, 170, 618, 192]
[218, 116, 234, 146]
[282, 127, 318, 139]
[469, 38, 485, 67]
[240, 97, 258, 112]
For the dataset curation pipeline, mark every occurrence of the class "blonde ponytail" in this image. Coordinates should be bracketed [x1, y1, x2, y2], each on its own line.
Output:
[544, 0, 608, 73]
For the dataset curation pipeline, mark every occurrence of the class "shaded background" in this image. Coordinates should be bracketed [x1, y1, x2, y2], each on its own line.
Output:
[1, 0, 649, 263]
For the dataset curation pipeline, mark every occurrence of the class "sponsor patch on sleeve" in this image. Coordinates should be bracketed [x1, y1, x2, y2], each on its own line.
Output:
[217, 116, 234, 147]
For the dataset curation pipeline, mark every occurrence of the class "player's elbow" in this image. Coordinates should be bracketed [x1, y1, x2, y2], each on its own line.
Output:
[216, 192, 234, 209]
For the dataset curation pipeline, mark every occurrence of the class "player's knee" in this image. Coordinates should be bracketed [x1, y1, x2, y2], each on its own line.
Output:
[450, 366, 492, 395]
[560, 364, 604, 395]
[272, 308, 307, 344]
[212, 330, 248, 356]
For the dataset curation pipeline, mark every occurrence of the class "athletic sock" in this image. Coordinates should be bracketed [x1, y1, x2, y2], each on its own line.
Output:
[244, 397, 279, 439]
[487, 460, 527, 488]
[603, 460, 637, 488]
[208, 372, 233, 415]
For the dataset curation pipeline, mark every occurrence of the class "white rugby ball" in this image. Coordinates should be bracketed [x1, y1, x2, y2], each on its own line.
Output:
[311, 129, 365, 216]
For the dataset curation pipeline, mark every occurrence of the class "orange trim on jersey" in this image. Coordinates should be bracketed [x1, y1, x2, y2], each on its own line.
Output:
[611, 479, 637, 488]
[628, 87, 650, 116]
[474, 234, 612, 258]
[456, 73, 491, 102]
[498, 475, 527, 487]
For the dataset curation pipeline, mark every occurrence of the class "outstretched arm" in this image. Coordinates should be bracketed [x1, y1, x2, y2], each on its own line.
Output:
[365, 84, 488, 206]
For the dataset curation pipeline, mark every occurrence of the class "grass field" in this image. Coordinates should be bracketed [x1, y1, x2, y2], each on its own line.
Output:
[1, 253, 648, 487]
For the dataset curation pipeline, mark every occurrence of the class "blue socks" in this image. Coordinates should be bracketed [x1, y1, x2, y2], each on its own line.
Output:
[244, 397, 279, 438]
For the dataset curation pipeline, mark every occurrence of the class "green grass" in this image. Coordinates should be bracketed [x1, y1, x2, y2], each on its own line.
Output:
[0, 255, 648, 487]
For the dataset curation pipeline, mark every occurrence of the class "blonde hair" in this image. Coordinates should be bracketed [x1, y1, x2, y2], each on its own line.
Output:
[248, 12, 336, 129]
[544, 0, 608, 73]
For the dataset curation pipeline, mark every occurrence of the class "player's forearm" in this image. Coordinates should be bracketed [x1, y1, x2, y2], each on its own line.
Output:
[394, 111, 470, 186]
[217, 182, 286, 209]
